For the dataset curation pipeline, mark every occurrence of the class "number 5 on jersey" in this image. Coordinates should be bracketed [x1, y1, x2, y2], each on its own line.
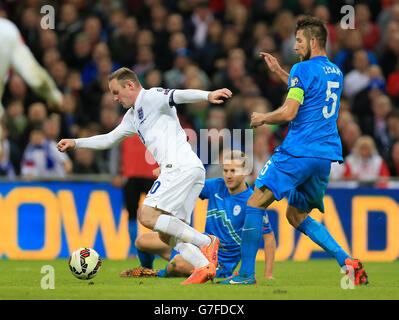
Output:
[323, 81, 339, 119]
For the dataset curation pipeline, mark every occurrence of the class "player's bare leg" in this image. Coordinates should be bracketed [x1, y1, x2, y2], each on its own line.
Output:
[167, 255, 194, 277]
[263, 232, 276, 279]
[135, 232, 172, 260]
[121, 232, 196, 278]
[247, 186, 275, 209]
[285, 205, 309, 228]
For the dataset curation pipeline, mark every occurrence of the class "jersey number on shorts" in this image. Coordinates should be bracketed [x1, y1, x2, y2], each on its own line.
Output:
[260, 160, 272, 175]
[322, 81, 340, 119]
[150, 181, 161, 194]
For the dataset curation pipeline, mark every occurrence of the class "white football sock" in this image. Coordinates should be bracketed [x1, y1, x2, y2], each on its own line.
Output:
[175, 241, 209, 269]
[154, 214, 211, 248]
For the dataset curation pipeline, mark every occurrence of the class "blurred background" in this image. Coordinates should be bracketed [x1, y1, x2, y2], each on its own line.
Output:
[0, 0, 398, 262]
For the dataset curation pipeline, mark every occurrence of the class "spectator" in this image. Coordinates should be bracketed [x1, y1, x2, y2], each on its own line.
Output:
[144, 69, 163, 88]
[19, 7, 41, 60]
[72, 148, 101, 174]
[252, 0, 283, 25]
[186, 0, 214, 50]
[387, 141, 399, 177]
[5, 100, 27, 145]
[66, 32, 92, 70]
[0, 126, 19, 177]
[385, 109, 399, 149]
[43, 114, 62, 143]
[366, 94, 393, 158]
[42, 48, 61, 70]
[62, 93, 83, 137]
[341, 121, 362, 158]
[49, 60, 68, 91]
[333, 29, 378, 74]
[212, 56, 247, 95]
[344, 135, 390, 187]
[83, 16, 106, 48]
[109, 16, 138, 67]
[132, 46, 156, 79]
[107, 8, 126, 37]
[6, 74, 31, 113]
[81, 57, 113, 122]
[313, 5, 338, 56]
[164, 48, 193, 89]
[343, 49, 370, 100]
[39, 30, 59, 58]
[21, 124, 72, 178]
[386, 60, 399, 102]
[20, 102, 48, 149]
[355, 3, 380, 51]
[57, 3, 83, 61]
[337, 109, 355, 134]
[81, 42, 121, 86]
[352, 66, 387, 132]
[379, 30, 399, 79]
[196, 19, 224, 75]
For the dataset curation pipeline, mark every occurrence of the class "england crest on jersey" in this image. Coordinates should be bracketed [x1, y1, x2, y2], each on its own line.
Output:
[137, 107, 144, 120]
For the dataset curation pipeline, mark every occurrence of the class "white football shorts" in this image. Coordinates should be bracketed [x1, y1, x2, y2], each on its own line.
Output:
[142, 165, 205, 223]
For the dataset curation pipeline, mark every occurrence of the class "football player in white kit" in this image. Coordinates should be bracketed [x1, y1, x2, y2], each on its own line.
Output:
[0, 18, 63, 152]
[57, 67, 233, 284]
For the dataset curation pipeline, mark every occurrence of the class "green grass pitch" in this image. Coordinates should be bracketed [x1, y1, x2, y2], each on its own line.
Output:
[0, 259, 398, 300]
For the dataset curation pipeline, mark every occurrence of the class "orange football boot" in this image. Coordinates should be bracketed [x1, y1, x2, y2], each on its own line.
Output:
[181, 263, 216, 285]
[344, 258, 369, 285]
[200, 235, 220, 268]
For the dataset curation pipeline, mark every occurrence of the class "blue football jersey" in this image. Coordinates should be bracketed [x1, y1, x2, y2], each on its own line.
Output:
[199, 178, 272, 256]
[277, 56, 344, 163]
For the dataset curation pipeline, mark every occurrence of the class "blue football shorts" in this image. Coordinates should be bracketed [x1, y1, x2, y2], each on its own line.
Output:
[255, 152, 331, 213]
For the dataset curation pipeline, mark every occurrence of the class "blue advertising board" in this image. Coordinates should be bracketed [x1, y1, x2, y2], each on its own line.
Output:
[0, 181, 398, 261]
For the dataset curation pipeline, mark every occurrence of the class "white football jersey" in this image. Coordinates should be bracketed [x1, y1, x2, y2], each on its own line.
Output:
[76, 87, 204, 169]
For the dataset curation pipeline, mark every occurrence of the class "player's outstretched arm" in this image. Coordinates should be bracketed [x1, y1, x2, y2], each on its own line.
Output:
[57, 119, 136, 152]
[250, 98, 300, 127]
[172, 88, 232, 105]
[259, 52, 289, 86]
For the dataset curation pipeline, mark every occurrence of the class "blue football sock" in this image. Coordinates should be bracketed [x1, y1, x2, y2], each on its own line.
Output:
[170, 248, 179, 260]
[157, 267, 170, 278]
[238, 206, 264, 277]
[297, 216, 350, 267]
[128, 220, 138, 256]
[137, 249, 155, 269]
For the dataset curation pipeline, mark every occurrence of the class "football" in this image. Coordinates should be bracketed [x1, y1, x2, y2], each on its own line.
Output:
[68, 247, 102, 280]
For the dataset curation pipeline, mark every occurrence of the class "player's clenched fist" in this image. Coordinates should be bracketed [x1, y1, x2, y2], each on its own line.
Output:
[250, 112, 266, 128]
[57, 139, 76, 152]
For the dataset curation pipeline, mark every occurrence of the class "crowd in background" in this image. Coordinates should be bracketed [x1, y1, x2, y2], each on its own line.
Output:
[0, 0, 399, 188]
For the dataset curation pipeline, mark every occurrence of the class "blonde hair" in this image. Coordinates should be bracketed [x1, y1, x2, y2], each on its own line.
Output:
[353, 135, 377, 157]
[222, 149, 250, 169]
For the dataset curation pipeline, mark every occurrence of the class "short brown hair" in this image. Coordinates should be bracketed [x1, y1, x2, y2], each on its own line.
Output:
[222, 149, 250, 168]
[108, 67, 140, 87]
[296, 16, 328, 50]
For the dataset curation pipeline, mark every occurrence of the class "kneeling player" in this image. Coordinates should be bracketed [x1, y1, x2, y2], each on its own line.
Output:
[121, 150, 276, 282]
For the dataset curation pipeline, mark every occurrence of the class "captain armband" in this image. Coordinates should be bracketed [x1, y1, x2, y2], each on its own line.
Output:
[287, 87, 304, 104]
